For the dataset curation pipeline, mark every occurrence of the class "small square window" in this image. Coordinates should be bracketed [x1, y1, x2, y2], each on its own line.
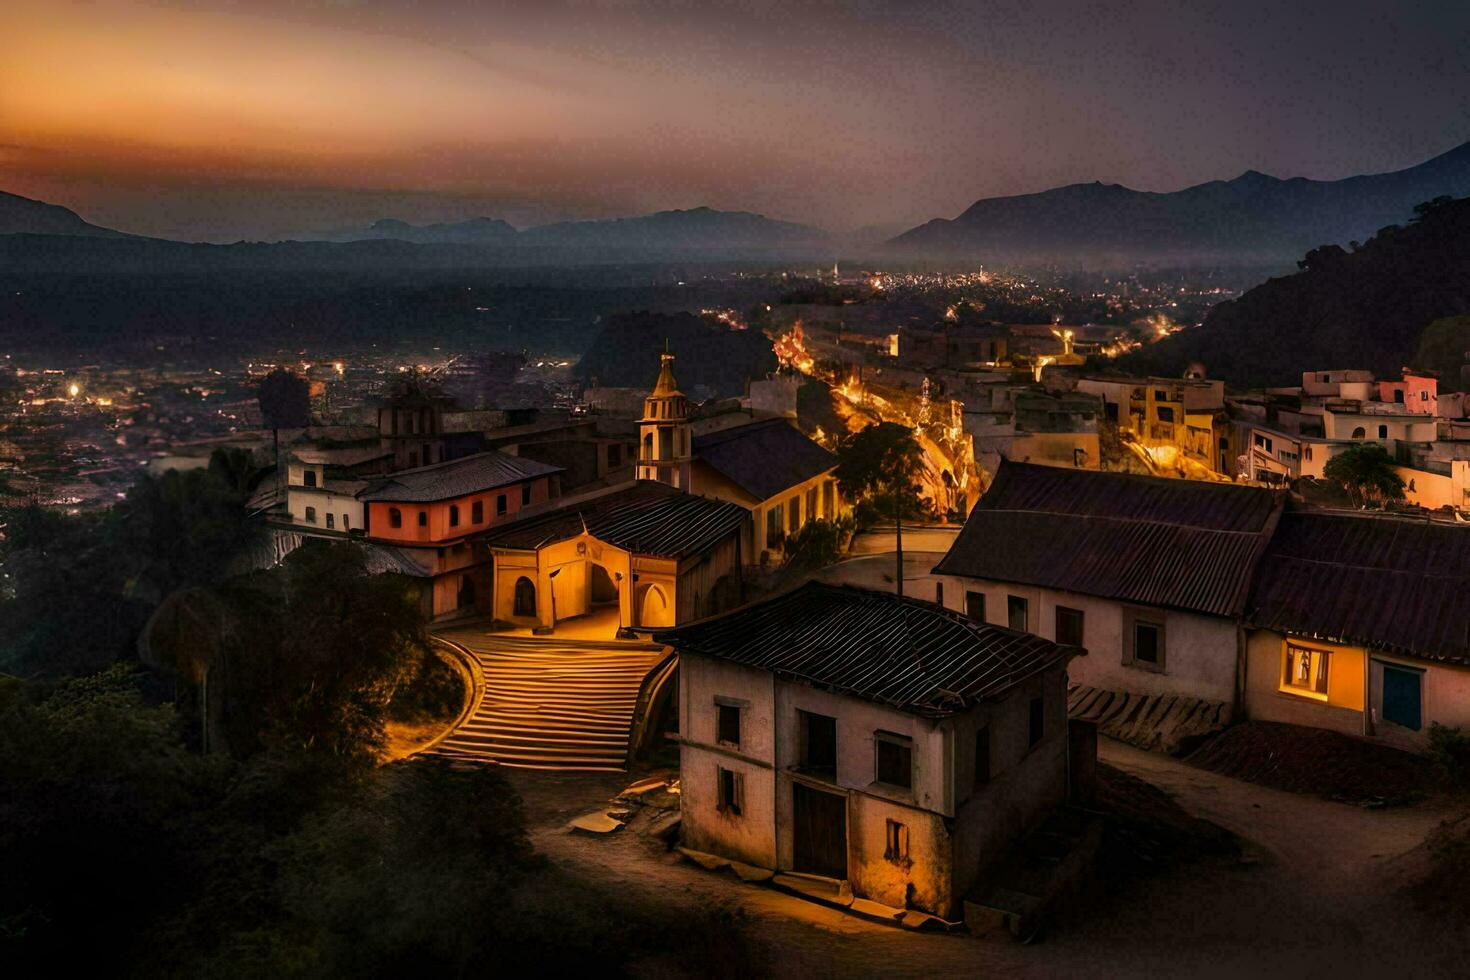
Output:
[716, 702, 741, 747]
[1007, 595, 1029, 632]
[800, 710, 837, 777]
[1028, 696, 1044, 748]
[884, 819, 909, 863]
[875, 732, 913, 789]
[1055, 606, 1084, 647]
[973, 725, 991, 787]
[716, 766, 743, 815]
[1125, 609, 1166, 671]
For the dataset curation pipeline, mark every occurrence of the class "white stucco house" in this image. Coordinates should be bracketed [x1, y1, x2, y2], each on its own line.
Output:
[655, 581, 1084, 920]
[932, 462, 1285, 744]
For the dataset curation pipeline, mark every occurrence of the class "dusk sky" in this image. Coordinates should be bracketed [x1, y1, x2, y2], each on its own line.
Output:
[4, 0, 1468, 242]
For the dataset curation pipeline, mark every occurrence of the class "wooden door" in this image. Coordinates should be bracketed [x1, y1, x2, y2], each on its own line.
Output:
[792, 783, 847, 880]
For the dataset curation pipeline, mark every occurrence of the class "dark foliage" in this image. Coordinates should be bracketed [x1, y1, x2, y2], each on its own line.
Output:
[257, 368, 312, 432]
[834, 421, 925, 502]
[1119, 196, 1470, 386]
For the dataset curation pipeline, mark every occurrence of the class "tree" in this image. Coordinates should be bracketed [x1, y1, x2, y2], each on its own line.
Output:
[835, 422, 926, 597]
[1323, 444, 1405, 508]
[257, 368, 311, 493]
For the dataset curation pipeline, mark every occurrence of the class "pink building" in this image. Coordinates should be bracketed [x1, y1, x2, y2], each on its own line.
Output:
[1377, 372, 1437, 415]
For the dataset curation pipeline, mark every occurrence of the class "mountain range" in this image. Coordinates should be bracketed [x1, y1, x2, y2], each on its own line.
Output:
[888, 140, 1470, 267]
[3, 139, 1468, 269]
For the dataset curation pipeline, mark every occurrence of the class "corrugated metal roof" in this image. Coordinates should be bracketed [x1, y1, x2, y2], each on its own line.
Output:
[1248, 511, 1470, 663]
[358, 451, 562, 503]
[933, 461, 1284, 617]
[693, 418, 837, 502]
[654, 581, 1077, 717]
[482, 481, 748, 559]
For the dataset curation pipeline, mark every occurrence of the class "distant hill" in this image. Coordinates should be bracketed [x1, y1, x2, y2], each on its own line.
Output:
[575, 311, 778, 398]
[345, 216, 519, 245]
[520, 207, 826, 251]
[0, 191, 133, 239]
[889, 140, 1470, 268]
[1115, 196, 1470, 387]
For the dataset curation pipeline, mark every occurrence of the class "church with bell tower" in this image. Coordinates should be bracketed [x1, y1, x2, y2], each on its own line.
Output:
[637, 350, 692, 489]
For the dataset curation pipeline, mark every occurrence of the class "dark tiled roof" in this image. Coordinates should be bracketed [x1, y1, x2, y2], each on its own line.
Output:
[933, 461, 1284, 617]
[482, 481, 748, 559]
[1248, 511, 1470, 663]
[693, 418, 837, 501]
[654, 582, 1077, 717]
[357, 451, 562, 503]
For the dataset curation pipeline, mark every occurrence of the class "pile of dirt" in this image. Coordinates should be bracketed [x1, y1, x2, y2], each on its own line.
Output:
[1094, 762, 1239, 883]
[1188, 721, 1434, 805]
[1403, 812, 1470, 925]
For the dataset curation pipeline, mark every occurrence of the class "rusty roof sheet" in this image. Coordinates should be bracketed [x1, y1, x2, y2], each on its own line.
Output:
[482, 481, 748, 559]
[654, 581, 1077, 717]
[932, 461, 1284, 618]
[1248, 511, 1470, 663]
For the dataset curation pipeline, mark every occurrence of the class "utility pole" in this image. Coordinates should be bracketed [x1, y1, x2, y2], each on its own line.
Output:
[894, 479, 904, 600]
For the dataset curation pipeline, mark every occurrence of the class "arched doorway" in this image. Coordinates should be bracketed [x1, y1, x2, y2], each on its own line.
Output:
[638, 584, 673, 628]
[590, 563, 618, 605]
[513, 576, 537, 617]
[457, 574, 476, 610]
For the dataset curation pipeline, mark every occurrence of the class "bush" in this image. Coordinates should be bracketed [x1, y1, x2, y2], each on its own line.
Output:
[1428, 723, 1470, 789]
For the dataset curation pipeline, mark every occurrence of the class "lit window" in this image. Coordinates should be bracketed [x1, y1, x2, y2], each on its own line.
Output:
[1281, 644, 1330, 699]
[716, 767, 743, 816]
[875, 731, 913, 789]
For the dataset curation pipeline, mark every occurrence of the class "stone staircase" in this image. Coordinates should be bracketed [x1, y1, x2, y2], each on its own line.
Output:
[431, 628, 673, 772]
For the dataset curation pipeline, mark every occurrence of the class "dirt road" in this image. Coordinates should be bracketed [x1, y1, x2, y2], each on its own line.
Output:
[509, 739, 1467, 978]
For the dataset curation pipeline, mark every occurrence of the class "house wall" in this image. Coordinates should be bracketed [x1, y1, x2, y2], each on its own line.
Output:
[365, 474, 555, 545]
[1006, 431, 1100, 469]
[286, 486, 363, 532]
[679, 655, 779, 868]
[1247, 629, 1470, 751]
[692, 462, 843, 562]
[676, 532, 743, 621]
[936, 577, 1238, 705]
[947, 663, 1069, 904]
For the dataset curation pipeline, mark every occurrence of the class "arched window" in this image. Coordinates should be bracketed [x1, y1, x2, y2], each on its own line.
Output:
[389, 507, 402, 528]
[513, 577, 536, 617]
[449, 504, 460, 527]
[1351, 426, 1366, 439]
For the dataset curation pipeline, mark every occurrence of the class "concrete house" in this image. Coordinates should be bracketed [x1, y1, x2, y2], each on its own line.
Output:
[657, 582, 1083, 920]
[1245, 511, 1470, 750]
[932, 462, 1284, 748]
[690, 417, 845, 563]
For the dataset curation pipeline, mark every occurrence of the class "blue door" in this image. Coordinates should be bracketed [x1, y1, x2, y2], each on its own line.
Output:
[1381, 664, 1422, 731]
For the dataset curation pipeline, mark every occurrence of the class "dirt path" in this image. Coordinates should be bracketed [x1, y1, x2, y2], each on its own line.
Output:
[509, 743, 1468, 978]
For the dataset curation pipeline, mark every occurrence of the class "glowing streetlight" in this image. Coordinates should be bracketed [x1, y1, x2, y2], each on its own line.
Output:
[67, 382, 80, 399]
